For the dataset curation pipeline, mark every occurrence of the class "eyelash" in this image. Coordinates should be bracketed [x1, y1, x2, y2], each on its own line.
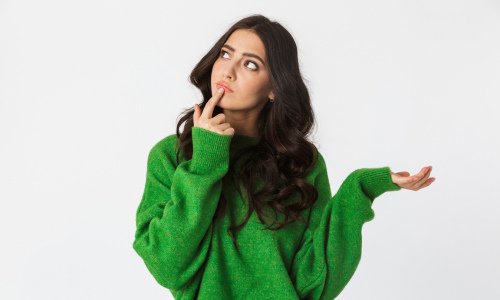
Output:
[220, 50, 259, 71]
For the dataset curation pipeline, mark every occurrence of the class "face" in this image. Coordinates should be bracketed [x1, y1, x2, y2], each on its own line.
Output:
[211, 29, 274, 112]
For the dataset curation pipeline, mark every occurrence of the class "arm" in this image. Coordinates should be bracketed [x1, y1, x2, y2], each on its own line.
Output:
[132, 127, 232, 290]
[289, 157, 401, 300]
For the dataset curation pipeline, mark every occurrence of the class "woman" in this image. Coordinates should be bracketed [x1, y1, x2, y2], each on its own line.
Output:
[132, 14, 435, 299]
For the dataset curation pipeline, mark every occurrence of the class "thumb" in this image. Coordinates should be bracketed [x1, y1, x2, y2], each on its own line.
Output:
[193, 104, 200, 125]
[397, 171, 410, 177]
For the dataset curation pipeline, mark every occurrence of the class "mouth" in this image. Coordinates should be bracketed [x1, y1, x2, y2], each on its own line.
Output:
[216, 82, 234, 93]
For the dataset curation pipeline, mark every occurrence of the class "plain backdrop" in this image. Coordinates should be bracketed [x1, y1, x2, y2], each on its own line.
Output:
[1, 0, 499, 299]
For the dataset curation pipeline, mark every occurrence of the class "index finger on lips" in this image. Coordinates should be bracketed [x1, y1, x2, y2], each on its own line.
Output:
[202, 87, 225, 119]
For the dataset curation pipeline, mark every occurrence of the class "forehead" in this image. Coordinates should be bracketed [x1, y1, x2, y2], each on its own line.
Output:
[225, 29, 266, 61]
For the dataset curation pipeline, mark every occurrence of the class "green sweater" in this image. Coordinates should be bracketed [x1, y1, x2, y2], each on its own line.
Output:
[133, 126, 401, 299]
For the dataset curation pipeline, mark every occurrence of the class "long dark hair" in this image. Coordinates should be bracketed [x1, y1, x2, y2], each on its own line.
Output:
[174, 14, 320, 249]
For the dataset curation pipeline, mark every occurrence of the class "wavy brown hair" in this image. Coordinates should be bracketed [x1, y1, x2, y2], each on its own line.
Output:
[173, 14, 321, 249]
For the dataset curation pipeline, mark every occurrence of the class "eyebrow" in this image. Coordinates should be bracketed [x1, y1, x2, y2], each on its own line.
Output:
[221, 44, 266, 66]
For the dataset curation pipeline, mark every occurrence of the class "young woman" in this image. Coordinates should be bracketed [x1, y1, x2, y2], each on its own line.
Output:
[133, 14, 435, 299]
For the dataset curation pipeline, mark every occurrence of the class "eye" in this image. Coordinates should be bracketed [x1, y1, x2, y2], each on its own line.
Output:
[221, 50, 229, 59]
[220, 50, 259, 71]
[245, 61, 258, 70]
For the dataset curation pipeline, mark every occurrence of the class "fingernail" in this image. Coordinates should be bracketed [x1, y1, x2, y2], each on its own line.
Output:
[218, 87, 224, 93]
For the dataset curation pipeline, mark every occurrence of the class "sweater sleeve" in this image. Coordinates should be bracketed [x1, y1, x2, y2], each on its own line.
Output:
[289, 157, 401, 300]
[132, 127, 232, 290]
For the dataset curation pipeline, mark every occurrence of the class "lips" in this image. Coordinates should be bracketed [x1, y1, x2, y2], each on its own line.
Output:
[216, 81, 233, 92]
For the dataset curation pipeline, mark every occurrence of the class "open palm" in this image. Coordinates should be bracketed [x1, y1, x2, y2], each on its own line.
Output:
[391, 166, 435, 191]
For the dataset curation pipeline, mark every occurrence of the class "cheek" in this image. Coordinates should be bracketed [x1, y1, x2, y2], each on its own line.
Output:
[211, 62, 219, 75]
[212, 60, 224, 74]
[243, 79, 267, 96]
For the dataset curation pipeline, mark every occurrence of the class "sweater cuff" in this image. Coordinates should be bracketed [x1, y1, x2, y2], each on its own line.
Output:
[357, 166, 401, 201]
[191, 126, 232, 172]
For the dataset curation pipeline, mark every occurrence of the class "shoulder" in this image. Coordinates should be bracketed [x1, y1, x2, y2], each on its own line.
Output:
[301, 148, 328, 184]
[150, 133, 179, 153]
[311, 149, 331, 187]
[311, 149, 327, 174]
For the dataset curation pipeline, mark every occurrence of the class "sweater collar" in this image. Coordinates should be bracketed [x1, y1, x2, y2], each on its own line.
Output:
[229, 134, 260, 155]
[231, 133, 259, 144]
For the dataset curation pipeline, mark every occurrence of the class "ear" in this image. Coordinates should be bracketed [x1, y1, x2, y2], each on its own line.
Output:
[268, 90, 275, 101]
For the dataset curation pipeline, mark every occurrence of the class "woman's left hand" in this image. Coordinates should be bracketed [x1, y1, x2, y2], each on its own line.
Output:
[390, 166, 435, 191]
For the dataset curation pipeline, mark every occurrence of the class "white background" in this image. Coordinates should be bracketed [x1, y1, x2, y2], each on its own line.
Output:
[1, 0, 499, 299]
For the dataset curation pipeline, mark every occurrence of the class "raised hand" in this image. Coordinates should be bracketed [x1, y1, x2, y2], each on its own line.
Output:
[193, 87, 235, 137]
[390, 166, 435, 191]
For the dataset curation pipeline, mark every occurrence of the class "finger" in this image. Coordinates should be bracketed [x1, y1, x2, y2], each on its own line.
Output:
[223, 127, 235, 137]
[193, 104, 201, 125]
[217, 122, 231, 132]
[210, 113, 226, 126]
[413, 166, 432, 188]
[202, 87, 225, 120]
[397, 169, 421, 185]
[410, 166, 428, 183]
[402, 175, 419, 185]
[419, 177, 435, 189]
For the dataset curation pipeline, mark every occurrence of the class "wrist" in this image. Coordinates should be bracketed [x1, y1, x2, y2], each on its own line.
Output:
[356, 167, 402, 201]
[191, 126, 232, 172]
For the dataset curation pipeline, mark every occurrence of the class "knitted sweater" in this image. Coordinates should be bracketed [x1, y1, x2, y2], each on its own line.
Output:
[132, 126, 401, 299]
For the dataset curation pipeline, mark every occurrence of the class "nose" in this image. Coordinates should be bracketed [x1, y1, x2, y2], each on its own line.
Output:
[221, 61, 235, 80]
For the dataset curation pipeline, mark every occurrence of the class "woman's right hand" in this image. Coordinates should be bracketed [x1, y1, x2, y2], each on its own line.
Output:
[193, 87, 235, 137]
[390, 166, 435, 191]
